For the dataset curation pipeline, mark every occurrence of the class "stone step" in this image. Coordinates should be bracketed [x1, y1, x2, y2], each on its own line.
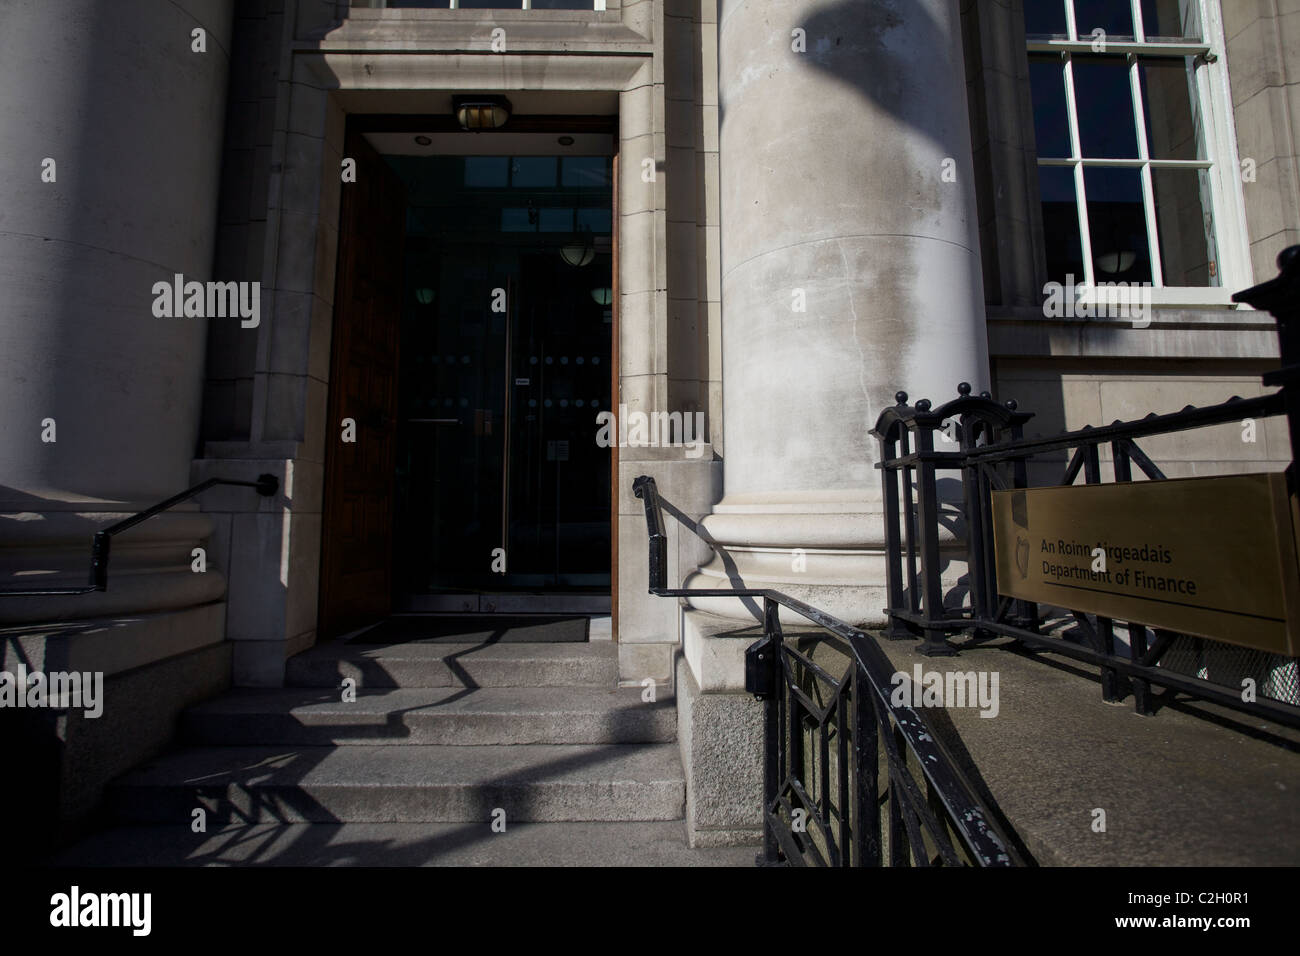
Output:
[183, 686, 675, 746]
[108, 743, 685, 824]
[285, 640, 618, 689]
[50, 821, 758, 867]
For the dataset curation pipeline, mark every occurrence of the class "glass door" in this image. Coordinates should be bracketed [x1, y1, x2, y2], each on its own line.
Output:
[387, 151, 612, 607]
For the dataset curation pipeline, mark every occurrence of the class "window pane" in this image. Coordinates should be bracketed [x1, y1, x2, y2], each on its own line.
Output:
[576, 207, 611, 234]
[464, 157, 509, 187]
[1073, 55, 1139, 158]
[510, 157, 556, 188]
[1152, 167, 1218, 286]
[1073, 0, 1135, 39]
[1084, 167, 1152, 282]
[539, 207, 574, 232]
[1038, 167, 1085, 284]
[501, 208, 535, 232]
[1029, 56, 1072, 157]
[1138, 57, 1201, 160]
[561, 156, 610, 187]
[1140, 0, 1202, 40]
[1025, 0, 1068, 37]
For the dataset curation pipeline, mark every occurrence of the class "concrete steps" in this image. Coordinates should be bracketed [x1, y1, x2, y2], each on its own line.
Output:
[51, 822, 759, 867]
[55, 630, 751, 864]
[183, 686, 676, 746]
[108, 742, 686, 824]
[285, 640, 618, 689]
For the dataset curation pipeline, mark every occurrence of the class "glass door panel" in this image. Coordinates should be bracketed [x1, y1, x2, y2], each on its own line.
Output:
[387, 151, 612, 599]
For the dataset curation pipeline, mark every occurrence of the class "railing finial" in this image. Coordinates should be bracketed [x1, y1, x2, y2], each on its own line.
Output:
[1232, 243, 1299, 320]
[957, 381, 971, 397]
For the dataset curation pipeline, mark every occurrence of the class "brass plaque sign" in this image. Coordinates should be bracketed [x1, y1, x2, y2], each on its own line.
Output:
[991, 473, 1300, 655]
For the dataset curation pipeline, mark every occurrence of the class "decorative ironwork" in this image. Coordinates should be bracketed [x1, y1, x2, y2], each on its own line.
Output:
[872, 246, 1300, 727]
[633, 475, 1016, 867]
[0, 474, 279, 596]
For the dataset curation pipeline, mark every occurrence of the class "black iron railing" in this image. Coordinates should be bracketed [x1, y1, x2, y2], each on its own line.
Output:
[872, 246, 1300, 728]
[0, 474, 278, 596]
[633, 475, 1016, 867]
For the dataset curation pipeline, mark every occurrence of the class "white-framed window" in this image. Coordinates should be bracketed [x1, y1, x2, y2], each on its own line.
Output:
[1025, 0, 1250, 306]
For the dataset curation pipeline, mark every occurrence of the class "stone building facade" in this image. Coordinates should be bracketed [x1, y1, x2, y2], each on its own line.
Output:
[1, 0, 1295, 849]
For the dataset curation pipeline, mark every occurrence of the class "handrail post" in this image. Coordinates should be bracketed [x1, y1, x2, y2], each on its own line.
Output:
[852, 658, 881, 866]
[90, 532, 110, 591]
[959, 403, 989, 626]
[913, 400, 954, 656]
[879, 393, 911, 640]
[632, 475, 667, 592]
[761, 595, 782, 865]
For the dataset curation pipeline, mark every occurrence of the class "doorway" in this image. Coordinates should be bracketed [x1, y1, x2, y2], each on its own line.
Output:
[318, 123, 616, 636]
[389, 148, 614, 610]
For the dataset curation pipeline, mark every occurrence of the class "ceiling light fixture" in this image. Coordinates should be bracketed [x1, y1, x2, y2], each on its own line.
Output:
[562, 243, 596, 268]
[453, 95, 512, 131]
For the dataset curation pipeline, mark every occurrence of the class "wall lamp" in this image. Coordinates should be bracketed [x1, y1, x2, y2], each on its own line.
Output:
[454, 96, 512, 131]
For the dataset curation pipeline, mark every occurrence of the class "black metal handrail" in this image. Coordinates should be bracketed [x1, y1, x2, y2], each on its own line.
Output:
[871, 246, 1300, 728]
[633, 475, 1017, 867]
[0, 474, 278, 596]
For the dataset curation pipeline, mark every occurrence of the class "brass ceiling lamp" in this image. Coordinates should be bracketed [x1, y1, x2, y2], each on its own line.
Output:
[454, 95, 512, 131]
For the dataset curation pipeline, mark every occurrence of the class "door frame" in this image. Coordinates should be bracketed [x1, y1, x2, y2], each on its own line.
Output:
[330, 113, 621, 627]
[317, 126, 406, 640]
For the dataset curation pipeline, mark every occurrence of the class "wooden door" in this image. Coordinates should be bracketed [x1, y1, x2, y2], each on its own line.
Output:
[318, 129, 406, 638]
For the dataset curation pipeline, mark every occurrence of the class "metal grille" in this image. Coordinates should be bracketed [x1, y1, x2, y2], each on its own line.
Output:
[1158, 636, 1300, 707]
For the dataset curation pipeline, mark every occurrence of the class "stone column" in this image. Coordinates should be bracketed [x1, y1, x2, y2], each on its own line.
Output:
[0, 0, 234, 625]
[0, 0, 238, 847]
[689, 0, 990, 624]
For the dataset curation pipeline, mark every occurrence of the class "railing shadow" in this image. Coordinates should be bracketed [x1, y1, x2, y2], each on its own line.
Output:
[51, 622, 692, 867]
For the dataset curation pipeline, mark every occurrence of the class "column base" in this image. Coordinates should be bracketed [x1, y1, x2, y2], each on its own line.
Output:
[676, 652, 764, 849]
[684, 490, 970, 627]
